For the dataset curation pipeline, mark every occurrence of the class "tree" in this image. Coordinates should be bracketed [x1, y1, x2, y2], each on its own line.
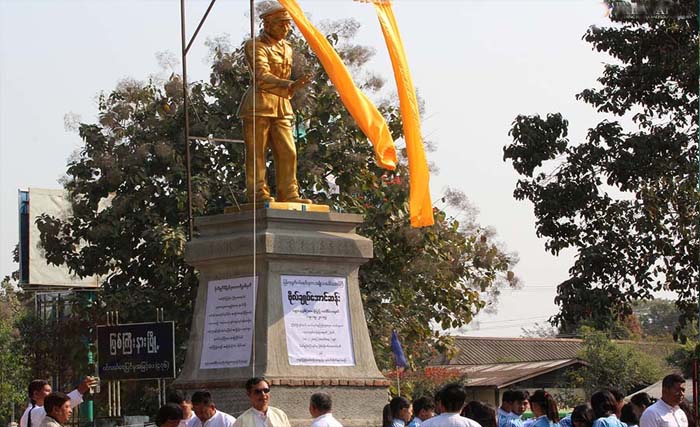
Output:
[0, 273, 29, 426]
[503, 0, 698, 338]
[569, 328, 661, 396]
[35, 17, 517, 383]
[633, 299, 697, 339]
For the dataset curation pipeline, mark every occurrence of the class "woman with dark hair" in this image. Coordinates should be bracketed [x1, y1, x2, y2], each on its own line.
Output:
[571, 404, 595, 427]
[462, 401, 497, 427]
[155, 404, 183, 427]
[590, 391, 625, 427]
[620, 403, 639, 427]
[529, 391, 560, 427]
[383, 397, 413, 427]
[629, 393, 655, 421]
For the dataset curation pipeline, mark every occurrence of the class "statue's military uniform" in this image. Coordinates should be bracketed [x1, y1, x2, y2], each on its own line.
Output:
[238, 28, 300, 203]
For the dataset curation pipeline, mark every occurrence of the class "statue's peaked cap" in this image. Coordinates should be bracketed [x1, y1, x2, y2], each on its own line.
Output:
[259, 5, 291, 21]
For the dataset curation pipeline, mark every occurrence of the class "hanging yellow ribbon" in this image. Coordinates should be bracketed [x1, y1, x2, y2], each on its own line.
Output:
[371, 1, 434, 227]
[277, 0, 397, 171]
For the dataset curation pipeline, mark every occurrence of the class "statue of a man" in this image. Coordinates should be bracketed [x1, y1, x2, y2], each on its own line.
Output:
[237, 5, 312, 204]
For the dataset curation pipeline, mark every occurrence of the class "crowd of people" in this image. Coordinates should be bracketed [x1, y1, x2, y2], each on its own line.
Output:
[381, 374, 690, 427]
[18, 374, 691, 427]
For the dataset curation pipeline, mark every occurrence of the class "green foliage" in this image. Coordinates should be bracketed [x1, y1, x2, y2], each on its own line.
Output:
[569, 327, 662, 396]
[0, 276, 29, 426]
[34, 19, 517, 392]
[633, 299, 698, 340]
[665, 342, 699, 378]
[503, 0, 699, 338]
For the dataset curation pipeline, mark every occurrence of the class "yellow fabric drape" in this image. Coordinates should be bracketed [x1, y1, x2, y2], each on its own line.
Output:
[277, 0, 397, 171]
[372, 1, 434, 227]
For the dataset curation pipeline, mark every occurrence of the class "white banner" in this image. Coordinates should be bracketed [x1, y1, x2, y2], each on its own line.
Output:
[26, 188, 100, 287]
[200, 277, 256, 369]
[281, 275, 355, 366]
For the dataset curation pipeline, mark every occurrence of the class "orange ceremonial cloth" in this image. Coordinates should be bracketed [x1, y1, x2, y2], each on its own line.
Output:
[372, 1, 434, 227]
[277, 0, 397, 171]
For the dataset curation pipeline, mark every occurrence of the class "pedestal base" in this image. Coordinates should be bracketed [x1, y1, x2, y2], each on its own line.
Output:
[174, 209, 387, 426]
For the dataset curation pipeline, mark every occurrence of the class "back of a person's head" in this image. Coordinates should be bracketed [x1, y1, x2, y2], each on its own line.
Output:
[28, 380, 49, 401]
[310, 392, 333, 414]
[412, 396, 435, 415]
[44, 392, 70, 415]
[191, 391, 213, 406]
[662, 373, 685, 390]
[620, 403, 638, 426]
[167, 390, 189, 405]
[155, 403, 184, 427]
[437, 383, 467, 413]
[530, 390, 560, 422]
[383, 396, 410, 427]
[630, 392, 655, 408]
[572, 404, 594, 427]
[605, 388, 624, 404]
[502, 390, 515, 404]
[462, 401, 497, 427]
[511, 390, 528, 403]
[591, 390, 618, 419]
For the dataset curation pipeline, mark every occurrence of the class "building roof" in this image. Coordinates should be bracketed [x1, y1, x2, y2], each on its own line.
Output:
[436, 336, 583, 365]
[435, 336, 680, 366]
[433, 359, 586, 388]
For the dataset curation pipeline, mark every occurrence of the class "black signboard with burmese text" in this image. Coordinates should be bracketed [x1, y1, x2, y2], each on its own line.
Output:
[97, 322, 175, 380]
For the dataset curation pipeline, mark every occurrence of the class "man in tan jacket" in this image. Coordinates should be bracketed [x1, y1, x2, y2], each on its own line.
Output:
[233, 377, 291, 427]
[238, 4, 311, 204]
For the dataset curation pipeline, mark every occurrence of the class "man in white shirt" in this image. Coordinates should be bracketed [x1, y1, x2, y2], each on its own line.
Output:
[232, 377, 291, 427]
[421, 384, 481, 427]
[190, 391, 236, 427]
[309, 392, 343, 427]
[20, 378, 93, 427]
[168, 390, 197, 427]
[640, 374, 688, 427]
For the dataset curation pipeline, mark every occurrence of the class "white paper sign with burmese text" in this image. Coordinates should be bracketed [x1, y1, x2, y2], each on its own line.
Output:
[200, 277, 256, 369]
[281, 275, 355, 366]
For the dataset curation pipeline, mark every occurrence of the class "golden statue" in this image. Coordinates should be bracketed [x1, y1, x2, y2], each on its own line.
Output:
[238, 5, 312, 204]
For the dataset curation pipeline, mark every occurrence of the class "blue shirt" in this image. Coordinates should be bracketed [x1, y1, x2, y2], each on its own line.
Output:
[560, 415, 572, 427]
[593, 415, 627, 427]
[532, 416, 560, 427]
[408, 418, 423, 427]
[507, 418, 525, 427]
[499, 410, 517, 427]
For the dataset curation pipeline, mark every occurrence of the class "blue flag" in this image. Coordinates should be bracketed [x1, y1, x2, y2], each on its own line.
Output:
[390, 330, 407, 369]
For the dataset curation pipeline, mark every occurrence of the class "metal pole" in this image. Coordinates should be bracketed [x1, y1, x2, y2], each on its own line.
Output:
[398, 369, 402, 396]
[107, 381, 112, 417]
[180, 0, 194, 240]
[116, 381, 121, 417]
[249, 0, 257, 378]
[694, 358, 698, 427]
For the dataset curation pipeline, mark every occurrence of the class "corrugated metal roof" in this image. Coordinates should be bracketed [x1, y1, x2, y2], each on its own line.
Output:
[440, 337, 583, 365]
[433, 359, 586, 388]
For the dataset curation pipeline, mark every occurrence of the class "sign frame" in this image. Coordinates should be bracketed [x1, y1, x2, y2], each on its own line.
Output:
[97, 321, 176, 381]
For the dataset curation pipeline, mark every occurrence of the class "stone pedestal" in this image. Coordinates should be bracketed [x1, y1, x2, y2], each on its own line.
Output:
[174, 209, 388, 426]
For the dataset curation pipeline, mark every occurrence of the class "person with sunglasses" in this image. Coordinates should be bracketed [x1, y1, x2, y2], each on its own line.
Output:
[190, 391, 236, 427]
[233, 377, 291, 427]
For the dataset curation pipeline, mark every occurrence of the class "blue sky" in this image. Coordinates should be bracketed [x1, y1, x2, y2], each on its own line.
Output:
[0, 0, 617, 336]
